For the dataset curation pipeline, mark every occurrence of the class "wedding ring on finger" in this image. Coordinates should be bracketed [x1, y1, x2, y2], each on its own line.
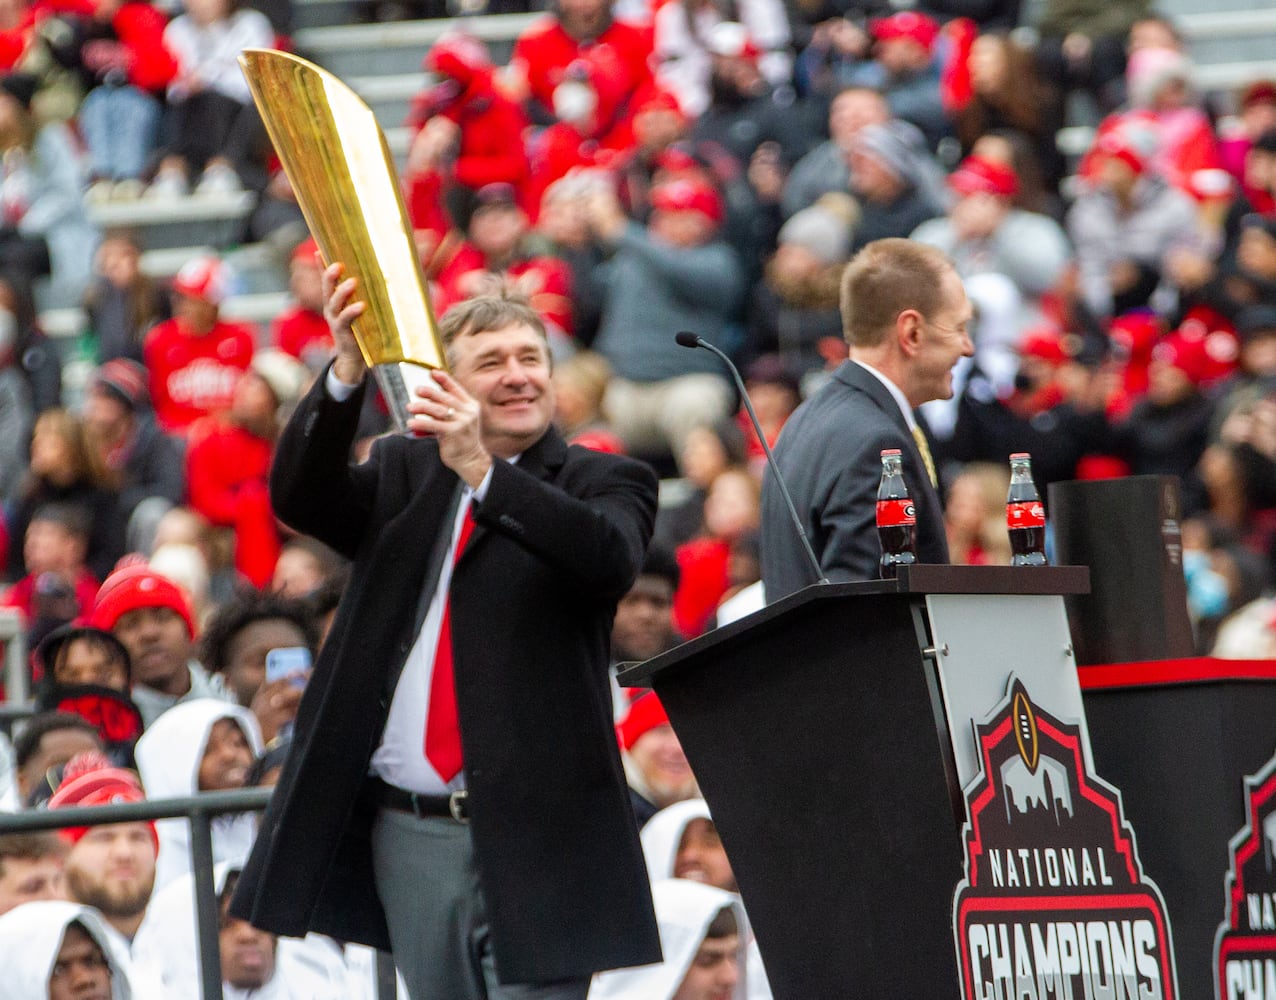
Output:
[446, 407, 456, 419]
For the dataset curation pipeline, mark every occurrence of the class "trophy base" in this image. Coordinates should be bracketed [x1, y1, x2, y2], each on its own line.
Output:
[372, 360, 440, 434]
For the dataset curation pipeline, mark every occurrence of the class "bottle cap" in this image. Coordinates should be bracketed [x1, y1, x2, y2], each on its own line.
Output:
[881, 448, 902, 456]
[1009, 452, 1031, 460]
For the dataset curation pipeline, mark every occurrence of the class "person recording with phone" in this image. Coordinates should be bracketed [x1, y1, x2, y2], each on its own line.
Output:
[231, 275, 661, 1000]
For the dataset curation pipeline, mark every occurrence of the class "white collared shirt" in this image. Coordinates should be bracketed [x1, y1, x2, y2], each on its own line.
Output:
[850, 358, 918, 433]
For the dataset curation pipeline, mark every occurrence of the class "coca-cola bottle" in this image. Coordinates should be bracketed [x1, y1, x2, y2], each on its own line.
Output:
[877, 448, 917, 578]
[1007, 453, 1048, 566]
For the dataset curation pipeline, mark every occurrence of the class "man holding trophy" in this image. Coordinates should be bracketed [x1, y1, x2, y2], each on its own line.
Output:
[229, 49, 661, 997]
[232, 265, 662, 998]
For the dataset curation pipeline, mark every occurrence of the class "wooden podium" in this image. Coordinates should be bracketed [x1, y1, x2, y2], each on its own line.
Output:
[619, 566, 1091, 998]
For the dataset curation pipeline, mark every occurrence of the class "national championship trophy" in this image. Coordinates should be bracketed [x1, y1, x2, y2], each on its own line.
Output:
[239, 49, 446, 432]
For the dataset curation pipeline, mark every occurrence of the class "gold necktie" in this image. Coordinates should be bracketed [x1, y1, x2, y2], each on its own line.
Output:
[911, 425, 937, 489]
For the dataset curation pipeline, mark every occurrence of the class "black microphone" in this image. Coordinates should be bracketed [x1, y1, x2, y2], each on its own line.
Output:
[675, 332, 828, 588]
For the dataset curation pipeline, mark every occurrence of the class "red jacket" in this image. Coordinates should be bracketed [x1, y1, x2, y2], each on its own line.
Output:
[272, 306, 332, 369]
[108, 2, 178, 92]
[143, 317, 255, 434]
[1, 567, 100, 623]
[405, 65, 532, 235]
[185, 418, 279, 588]
[434, 244, 574, 337]
[512, 17, 653, 137]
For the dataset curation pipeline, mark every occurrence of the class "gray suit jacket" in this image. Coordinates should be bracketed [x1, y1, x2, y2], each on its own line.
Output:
[760, 360, 949, 601]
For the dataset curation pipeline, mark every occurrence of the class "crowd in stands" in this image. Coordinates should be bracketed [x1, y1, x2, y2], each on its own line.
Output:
[0, 0, 1274, 990]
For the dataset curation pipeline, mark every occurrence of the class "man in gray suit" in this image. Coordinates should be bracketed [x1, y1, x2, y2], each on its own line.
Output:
[760, 238, 973, 600]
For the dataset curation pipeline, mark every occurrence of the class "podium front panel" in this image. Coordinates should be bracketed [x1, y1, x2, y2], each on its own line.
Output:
[926, 593, 1086, 788]
[651, 591, 964, 999]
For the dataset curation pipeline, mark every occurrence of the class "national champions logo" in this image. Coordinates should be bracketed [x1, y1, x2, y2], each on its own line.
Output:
[953, 678, 1179, 1000]
[1215, 751, 1276, 1000]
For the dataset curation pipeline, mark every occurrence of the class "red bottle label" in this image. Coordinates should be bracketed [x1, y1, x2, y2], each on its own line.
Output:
[1007, 501, 1045, 529]
[877, 499, 917, 527]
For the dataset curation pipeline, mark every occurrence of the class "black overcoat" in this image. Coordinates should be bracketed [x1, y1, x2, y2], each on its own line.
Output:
[230, 372, 662, 984]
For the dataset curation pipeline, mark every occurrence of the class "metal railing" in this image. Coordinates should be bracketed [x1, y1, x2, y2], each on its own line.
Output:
[0, 788, 270, 1000]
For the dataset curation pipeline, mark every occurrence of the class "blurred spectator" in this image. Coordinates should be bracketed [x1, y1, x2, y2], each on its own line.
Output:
[1098, 330, 1218, 513]
[149, 0, 274, 198]
[944, 326, 1107, 495]
[509, 0, 653, 132]
[800, 11, 947, 149]
[531, 175, 609, 346]
[618, 692, 699, 828]
[0, 293, 32, 503]
[737, 354, 802, 472]
[89, 563, 232, 727]
[73, 0, 177, 201]
[0, 72, 97, 306]
[782, 86, 886, 218]
[654, 1, 792, 119]
[198, 588, 316, 742]
[847, 120, 943, 249]
[911, 154, 1071, 322]
[640, 799, 736, 891]
[143, 254, 255, 434]
[150, 504, 239, 608]
[610, 543, 681, 673]
[0, 900, 135, 999]
[9, 712, 101, 807]
[0, 832, 66, 914]
[673, 466, 760, 637]
[433, 182, 575, 347]
[1067, 130, 1202, 318]
[148, 541, 212, 629]
[185, 349, 307, 588]
[33, 623, 143, 768]
[553, 349, 626, 453]
[589, 879, 751, 1000]
[48, 759, 158, 951]
[688, 25, 819, 180]
[403, 32, 531, 268]
[1213, 305, 1276, 438]
[949, 33, 1064, 193]
[1, 503, 99, 647]
[587, 179, 744, 467]
[1034, 0, 1148, 120]
[969, 129, 1065, 221]
[944, 461, 1011, 565]
[81, 358, 184, 552]
[82, 231, 169, 365]
[270, 237, 331, 372]
[269, 535, 346, 599]
[748, 193, 854, 379]
[1220, 82, 1276, 208]
[7, 408, 124, 583]
[525, 62, 633, 214]
[656, 419, 747, 550]
[134, 698, 261, 889]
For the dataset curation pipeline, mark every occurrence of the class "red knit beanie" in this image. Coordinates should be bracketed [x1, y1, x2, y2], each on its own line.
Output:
[618, 693, 671, 751]
[90, 564, 196, 637]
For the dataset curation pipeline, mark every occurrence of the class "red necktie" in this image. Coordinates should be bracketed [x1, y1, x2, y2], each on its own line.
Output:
[424, 501, 476, 782]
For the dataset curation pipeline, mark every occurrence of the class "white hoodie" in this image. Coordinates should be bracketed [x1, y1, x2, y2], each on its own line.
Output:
[0, 900, 134, 999]
[133, 861, 353, 1000]
[639, 802, 773, 1000]
[589, 879, 750, 1000]
[133, 699, 263, 890]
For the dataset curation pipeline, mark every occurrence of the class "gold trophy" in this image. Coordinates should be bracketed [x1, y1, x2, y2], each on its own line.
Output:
[239, 48, 446, 433]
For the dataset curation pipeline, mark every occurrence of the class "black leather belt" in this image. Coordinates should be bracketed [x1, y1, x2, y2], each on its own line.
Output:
[370, 777, 469, 823]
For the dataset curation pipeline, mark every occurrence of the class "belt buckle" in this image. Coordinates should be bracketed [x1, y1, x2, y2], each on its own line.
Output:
[449, 789, 469, 824]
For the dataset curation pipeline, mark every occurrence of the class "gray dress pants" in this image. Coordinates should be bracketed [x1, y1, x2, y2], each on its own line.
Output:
[371, 806, 591, 1000]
